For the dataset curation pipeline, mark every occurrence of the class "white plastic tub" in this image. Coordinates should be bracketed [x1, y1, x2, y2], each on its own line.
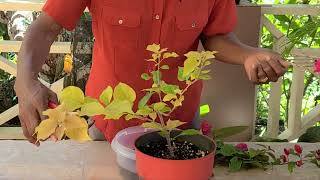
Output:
[111, 126, 154, 173]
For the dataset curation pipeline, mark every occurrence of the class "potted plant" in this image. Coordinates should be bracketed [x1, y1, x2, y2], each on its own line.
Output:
[35, 44, 217, 180]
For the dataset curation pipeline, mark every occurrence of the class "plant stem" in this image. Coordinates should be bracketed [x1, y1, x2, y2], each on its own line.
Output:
[158, 112, 175, 158]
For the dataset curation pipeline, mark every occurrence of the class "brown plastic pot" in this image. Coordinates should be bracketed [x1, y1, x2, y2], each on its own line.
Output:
[135, 131, 216, 180]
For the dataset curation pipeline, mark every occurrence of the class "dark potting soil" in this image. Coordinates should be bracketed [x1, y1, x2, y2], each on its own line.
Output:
[138, 140, 209, 160]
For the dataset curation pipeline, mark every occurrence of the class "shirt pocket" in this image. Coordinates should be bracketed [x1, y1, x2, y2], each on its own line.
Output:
[174, 13, 207, 49]
[103, 6, 142, 48]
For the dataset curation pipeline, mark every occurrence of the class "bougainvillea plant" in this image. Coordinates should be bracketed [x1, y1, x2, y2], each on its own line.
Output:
[35, 44, 216, 158]
[215, 141, 320, 173]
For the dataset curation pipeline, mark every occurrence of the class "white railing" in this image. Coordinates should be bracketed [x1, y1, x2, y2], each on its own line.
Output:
[0, 1, 319, 140]
[261, 4, 320, 140]
[0, 0, 64, 139]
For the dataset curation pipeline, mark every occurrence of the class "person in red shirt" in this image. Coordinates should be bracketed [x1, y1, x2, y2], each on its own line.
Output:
[15, 0, 289, 145]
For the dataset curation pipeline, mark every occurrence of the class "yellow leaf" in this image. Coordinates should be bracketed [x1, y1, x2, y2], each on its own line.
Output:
[35, 118, 58, 141]
[113, 83, 136, 102]
[183, 57, 199, 77]
[63, 54, 73, 74]
[201, 51, 216, 60]
[54, 125, 65, 140]
[141, 122, 163, 131]
[163, 52, 179, 59]
[137, 106, 153, 116]
[166, 119, 186, 131]
[43, 105, 66, 123]
[80, 102, 104, 116]
[84, 96, 99, 103]
[104, 100, 134, 119]
[59, 86, 84, 111]
[184, 51, 201, 59]
[163, 94, 177, 102]
[149, 112, 157, 120]
[99, 86, 113, 105]
[153, 102, 167, 111]
[173, 95, 184, 108]
[65, 127, 91, 142]
[146, 44, 161, 53]
[64, 114, 88, 130]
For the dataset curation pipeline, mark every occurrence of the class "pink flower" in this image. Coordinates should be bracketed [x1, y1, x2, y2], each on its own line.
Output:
[200, 120, 212, 136]
[294, 144, 303, 155]
[284, 148, 290, 156]
[314, 59, 320, 73]
[235, 143, 248, 151]
[296, 160, 303, 167]
[315, 150, 320, 160]
[280, 155, 288, 163]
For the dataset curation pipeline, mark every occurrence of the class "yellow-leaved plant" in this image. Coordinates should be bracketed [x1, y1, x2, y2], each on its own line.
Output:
[35, 44, 216, 157]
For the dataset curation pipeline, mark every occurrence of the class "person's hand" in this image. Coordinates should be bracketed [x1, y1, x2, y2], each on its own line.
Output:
[243, 49, 290, 84]
[14, 78, 58, 145]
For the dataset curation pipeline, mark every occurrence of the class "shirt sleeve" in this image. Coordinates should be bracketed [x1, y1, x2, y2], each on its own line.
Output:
[42, 0, 90, 31]
[202, 0, 237, 37]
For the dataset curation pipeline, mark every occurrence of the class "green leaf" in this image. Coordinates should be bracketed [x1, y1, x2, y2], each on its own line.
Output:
[163, 94, 177, 102]
[141, 73, 151, 80]
[138, 92, 153, 109]
[161, 65, 170, 70]
[248, 148, 260, 158]
[219, 144, 237, 156]
[113, 83, 136, 102]
[104, 100, 134, 119]
[183, 57, 199, 77]
[146, 44, 160, 53]
[288, 162, 296, 173]
[59, 86, 85, 111]
[153, 102, 167, 111]
[80, 102, 105, 116]
[176, 129, 201, 138]
[99, 86, 113, 105]
[160, 82, 179, 94]
[184, 51, 201, 60]
[229, 157, 243, 172]
[298, 126, 320, 143]
[163, 52, 179, 59]
[213, 126, 248, 139]
[151, 71, 161, 84]
[178, 67, 186, 81]
[165, 119, 186, 131]
[141, 122, 163, 131]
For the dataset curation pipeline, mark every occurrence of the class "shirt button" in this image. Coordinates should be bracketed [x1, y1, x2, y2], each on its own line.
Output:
[191, 22, 196, 28]
[118, 19, 123, 25]
[155, 14, 160, 20]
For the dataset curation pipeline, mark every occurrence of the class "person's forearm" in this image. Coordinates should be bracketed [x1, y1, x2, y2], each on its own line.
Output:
[202, 32, 256, 65]
[17, 14, 61, 81]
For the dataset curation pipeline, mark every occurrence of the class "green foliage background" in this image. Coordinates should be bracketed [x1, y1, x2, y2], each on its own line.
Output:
[250, 0, 320, 135]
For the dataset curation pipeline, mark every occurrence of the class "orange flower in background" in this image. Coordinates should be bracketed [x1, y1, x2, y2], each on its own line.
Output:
[64, 54, 73, 74]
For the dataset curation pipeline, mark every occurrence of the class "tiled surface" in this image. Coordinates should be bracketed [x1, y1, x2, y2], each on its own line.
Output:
[0, 141, 319, 180]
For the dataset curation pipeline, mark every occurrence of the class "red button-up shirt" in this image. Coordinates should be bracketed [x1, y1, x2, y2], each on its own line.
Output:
[43, 0, 237, 142]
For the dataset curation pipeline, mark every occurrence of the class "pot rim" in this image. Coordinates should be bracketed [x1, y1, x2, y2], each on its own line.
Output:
[134, 130, 217, 162]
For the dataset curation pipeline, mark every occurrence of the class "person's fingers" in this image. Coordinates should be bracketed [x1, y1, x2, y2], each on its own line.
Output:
[259, 60, 278, 82]
[278, 58, 291, 69]
[257, 65, 269, 84]
[19, 111, 38, 145]
[247, 63, 259, 83]
[267, 58, 285, 77]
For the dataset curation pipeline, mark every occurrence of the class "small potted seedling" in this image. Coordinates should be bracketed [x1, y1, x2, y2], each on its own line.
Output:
[35, 44, 216, 180]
